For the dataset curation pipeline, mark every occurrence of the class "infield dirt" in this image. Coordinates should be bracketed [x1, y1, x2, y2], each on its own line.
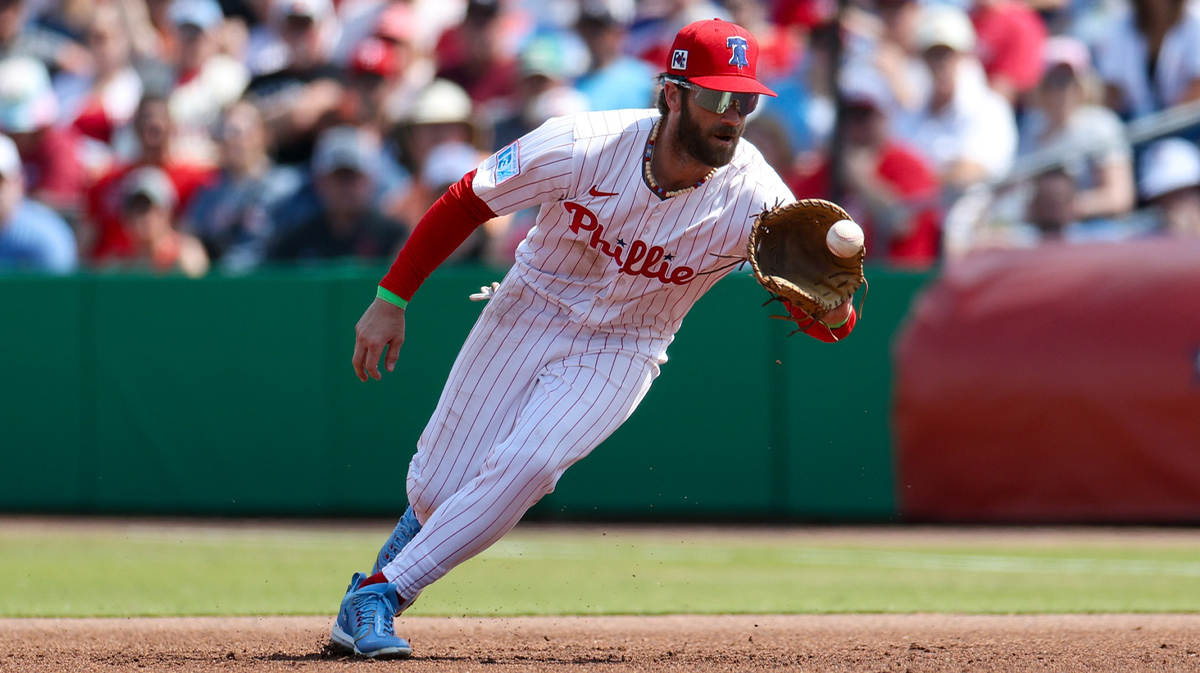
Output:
[4, 614, 1200, 672]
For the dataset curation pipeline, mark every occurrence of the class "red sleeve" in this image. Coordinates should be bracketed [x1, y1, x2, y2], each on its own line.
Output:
[784, 301, 858, 343]
[379, 169, 497, 301]
[875, 145, 942, 266]
[29, 128, 85, 200]
[168, 164, 219, 211]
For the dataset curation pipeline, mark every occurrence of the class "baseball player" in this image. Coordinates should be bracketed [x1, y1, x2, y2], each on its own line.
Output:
[331, 19, 857, 659]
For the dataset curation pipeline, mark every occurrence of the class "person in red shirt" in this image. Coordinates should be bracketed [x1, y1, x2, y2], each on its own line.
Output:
[82, 94, 215, 260]
[970, 0, 1048, 105]
[118, 165, 210, 276]
[432, 0, 520, 109]
[790, 88, 942, 267]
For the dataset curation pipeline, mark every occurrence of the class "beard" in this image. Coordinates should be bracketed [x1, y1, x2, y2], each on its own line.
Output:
[673, 93, 741, 168]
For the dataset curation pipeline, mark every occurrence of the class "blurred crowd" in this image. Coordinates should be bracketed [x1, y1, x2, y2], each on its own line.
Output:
[1, 0, 1199, 276]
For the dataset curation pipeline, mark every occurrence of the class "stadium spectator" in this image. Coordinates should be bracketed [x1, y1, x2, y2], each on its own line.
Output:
[769, 0, 833, 33]
[953, 167, 1122, 254]
[269, 39, 413, 237]
[333, 0, 439, 78]
[760, 20, 838, 156]
[266, 125, 406, 262]
[0, 56, 85, 216]
[344, 36, 399, 131]
[263, 35, 410, 220]
[244, 0, 344, 165]
[53, 3, 143, 174]
[743, 113, 801, 187]
[969, 0, 1048, 105]
[0, 133, 77, 274]
[791, 84, 942, 268]
[721, 0, 801, 81]
[1095, 0, 1200, 120]
[0, 0, 89, 74]
[394, 78, 483, 176]
[625, 0, 730, 70]
[390, 140, 504, 263]
[573, 0, 655, 112]
[841, 0, 927, 115]
[1012, 165, 1148, 247]
[1022, 168, 1081, 242]
[1017, 36, 1134, 222]
[84, 94, 215, 259]
[331, 0, 396, 65]
[433, 0, 521, 110]
[117, 165, 210, 276]
[371, 3, 437, 125]
[180, 100, 302, 271]
[165, 0, 249, 166]
[490, 32, 589, 150]
[893, 4, 1016, 194]
[1138, 137, 1200, 237]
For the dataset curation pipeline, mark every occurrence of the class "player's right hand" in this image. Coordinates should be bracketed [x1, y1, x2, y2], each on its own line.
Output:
[353, 298, 407, 382]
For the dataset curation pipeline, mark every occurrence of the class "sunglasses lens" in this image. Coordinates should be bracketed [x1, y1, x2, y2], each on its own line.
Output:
[692, 87, 758, 115]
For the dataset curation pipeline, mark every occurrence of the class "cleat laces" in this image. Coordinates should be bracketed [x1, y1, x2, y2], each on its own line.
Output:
[350, 591, 396, 639]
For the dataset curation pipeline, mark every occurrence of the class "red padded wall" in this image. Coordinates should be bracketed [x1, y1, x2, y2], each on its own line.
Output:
[895, 240, 1200, 522]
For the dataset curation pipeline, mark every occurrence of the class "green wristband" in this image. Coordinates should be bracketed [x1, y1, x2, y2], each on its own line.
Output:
[376, 286, 409, 309]
[824, 315, 849, 329]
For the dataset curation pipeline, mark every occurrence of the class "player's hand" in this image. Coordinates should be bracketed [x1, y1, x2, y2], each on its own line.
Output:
[819, 300, 853, 327]
[353, 298, 406, 382]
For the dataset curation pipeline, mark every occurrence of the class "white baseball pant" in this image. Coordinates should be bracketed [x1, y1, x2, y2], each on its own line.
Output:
[379, 277, 660, 600]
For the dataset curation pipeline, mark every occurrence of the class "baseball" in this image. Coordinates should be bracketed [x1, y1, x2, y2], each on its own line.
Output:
[827, 220, 865, 257]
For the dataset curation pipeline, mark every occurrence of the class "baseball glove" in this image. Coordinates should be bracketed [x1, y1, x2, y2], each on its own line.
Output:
[746, 198, 866, 322]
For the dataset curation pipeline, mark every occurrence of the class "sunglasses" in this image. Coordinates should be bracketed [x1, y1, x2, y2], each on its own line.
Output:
[672, 79, 759, 115]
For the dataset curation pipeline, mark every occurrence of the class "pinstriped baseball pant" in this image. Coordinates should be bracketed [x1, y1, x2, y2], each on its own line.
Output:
[379, 278, 660, 601]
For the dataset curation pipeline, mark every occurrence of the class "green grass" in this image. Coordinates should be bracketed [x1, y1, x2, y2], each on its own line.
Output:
[3, 522, 1200, 617]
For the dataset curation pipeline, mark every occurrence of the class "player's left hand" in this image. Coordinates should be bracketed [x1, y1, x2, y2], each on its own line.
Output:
[820, 299, 853, 327]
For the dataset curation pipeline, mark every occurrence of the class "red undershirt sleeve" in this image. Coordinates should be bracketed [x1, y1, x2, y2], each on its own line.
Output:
[379, 169, 496, 302]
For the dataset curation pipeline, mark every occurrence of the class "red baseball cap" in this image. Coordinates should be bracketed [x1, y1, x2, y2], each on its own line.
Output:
[351, 37, 399, 78]
[665, 18, 775, 96]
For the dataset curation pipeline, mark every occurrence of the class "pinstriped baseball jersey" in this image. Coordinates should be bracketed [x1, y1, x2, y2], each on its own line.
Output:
[472, 109, 794, 358]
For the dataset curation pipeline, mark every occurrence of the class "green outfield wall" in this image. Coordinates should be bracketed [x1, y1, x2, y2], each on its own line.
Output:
[0, 265, 930, 520]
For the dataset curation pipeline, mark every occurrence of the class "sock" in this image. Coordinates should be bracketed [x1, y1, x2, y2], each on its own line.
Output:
[360, 572, 388, 587]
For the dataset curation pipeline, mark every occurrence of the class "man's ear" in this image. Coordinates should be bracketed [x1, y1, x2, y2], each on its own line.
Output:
[664, 81, 684, 114]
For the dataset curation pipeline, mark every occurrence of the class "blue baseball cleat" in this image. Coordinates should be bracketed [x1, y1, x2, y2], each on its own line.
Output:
[330, 573, 412, 659]
[372, 505, 423, 574]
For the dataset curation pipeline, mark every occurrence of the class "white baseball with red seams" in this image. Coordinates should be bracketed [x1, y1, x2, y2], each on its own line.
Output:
[827, 220, 865, 258]
[377, 109, 795, 597]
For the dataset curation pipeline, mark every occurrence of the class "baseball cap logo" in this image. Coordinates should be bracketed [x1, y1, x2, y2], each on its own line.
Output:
[671, 49, 688, 70]
[726, 36, 749, 68]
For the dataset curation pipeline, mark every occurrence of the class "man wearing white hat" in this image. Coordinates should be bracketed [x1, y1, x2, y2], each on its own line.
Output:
[893, 4, 1016, 193]
[0, 133, 77, 274]
[1139, 137, 1200, 237]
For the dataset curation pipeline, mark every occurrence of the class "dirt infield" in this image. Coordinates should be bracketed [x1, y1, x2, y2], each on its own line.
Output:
[5, 614, 1200, 672]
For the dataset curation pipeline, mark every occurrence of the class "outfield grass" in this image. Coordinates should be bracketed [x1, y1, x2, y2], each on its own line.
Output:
[3, 520, 1200, 617]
